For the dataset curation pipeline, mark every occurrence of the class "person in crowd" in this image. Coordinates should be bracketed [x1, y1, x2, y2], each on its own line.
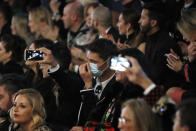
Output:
[61, 1, 89, 47]
[31, 39, 84, 130]
[70, 38, 121, 131]
[9, 88, 51, 131]
[173, 99, 196, 131]
[28, 6, 60, 42]
[138, 1, 186, 90]
[84, 3, 99, 28]
[0, 34, 26, 75]
[118, 99, 161, 131]
[90, 6, 120, 42]
[116, 8, 144, 51]
[0, 74, 25, 130]
[166, 8, 196, 102]
[11, 13, 33, 45]
[183, 0, 196, 9]
[0, 3, 12, 38]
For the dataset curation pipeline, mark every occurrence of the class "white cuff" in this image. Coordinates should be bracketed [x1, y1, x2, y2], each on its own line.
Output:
[143, 83, 156, 95]
[47, 64, 60, 73]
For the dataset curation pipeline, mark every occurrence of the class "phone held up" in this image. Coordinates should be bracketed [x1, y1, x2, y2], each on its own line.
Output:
[24, 50, 44, 61]
[110, 56, 131, 71]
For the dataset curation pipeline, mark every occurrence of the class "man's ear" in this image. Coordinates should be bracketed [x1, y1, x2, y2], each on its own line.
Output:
[150, 19, 157, 27]
[71, 14, 77, 21]
[7, 51, 12, 58]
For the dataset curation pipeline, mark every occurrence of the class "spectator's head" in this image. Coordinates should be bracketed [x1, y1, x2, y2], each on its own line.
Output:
[173, 99, 196, 131]
[91, 6, 112, 32]
[84, 3, 99, 28]
[28, 6, 53, 37]
[11, 13, 32, 44]
[177, 8, 196, 42]
[117, 8, 140, 36]
[0, 74, 25, 118]
[118, 98, 161, 131]
[86, 38, 117, 77]
[10, 88, 46, 130]
[138, 1, 165, 35]
[62, 1, 84, 31]
[0, 34, 27, 64]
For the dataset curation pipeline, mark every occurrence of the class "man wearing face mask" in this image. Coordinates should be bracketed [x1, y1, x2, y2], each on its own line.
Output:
[72, 38, 122, 128]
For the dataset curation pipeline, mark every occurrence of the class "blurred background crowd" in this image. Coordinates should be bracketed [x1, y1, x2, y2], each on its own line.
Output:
[0, 0, 196, 131]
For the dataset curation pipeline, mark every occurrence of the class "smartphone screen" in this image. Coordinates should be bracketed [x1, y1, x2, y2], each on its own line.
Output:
[24, 50, 44, 61]
[110, 56, 130, 71]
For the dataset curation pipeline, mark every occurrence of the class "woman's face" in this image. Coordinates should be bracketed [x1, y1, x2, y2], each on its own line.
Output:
[13, 95, 33, 124]
[85, 6, 94, 28]
[117, 14, 129, 35]
[118, 106, 138, 131]
[28, 13, 38, 33]
[25, 43, 37, 66]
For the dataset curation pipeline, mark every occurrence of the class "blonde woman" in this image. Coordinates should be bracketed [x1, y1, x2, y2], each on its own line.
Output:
[11, 13, 33, 45]
[28, 6, 59, 41]
[118, 99, 161, 131]
[9, 88, 51, 131]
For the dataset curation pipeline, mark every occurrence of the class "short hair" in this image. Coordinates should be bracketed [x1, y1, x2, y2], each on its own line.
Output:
[0, 74, 25, 96]
[121, 8, 140, 32]
[122, 99, 161, 131]
[10, 88, 46, 129]
[142, 1, 166, 27]
[86, 38, 118, 60]
[52, 42, 71, 70]
[68, 2, 84, 20]
[32, 38, 54, 50]
[92, 6, 112, 27]
[1, 34, 27, 62]
[176, 99, 196, 131]
[177, 8, 196, 40]
[29, 6, 53, 28]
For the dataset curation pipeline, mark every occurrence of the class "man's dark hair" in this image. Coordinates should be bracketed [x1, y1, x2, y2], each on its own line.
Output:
[52, 42, 71, 70]
[32, 38, 54, 50]
[0, 74, 25, 96]
[86, 38, 118, 60]
[143, 1, 166, 27]
[0, 3, 12, 22]
[1, 34, 27, 62]
[176, 99, 196, 131]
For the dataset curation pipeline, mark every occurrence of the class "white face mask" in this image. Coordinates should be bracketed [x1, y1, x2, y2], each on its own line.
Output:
[89, 63, 103, 77]
[89, 59, 109, 77]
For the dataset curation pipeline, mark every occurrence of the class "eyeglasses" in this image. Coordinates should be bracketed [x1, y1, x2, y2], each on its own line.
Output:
[118, 117, 131, 125]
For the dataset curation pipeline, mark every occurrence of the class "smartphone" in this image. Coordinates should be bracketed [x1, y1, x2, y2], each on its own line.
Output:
[110, 56, 130, 71]
[24, 50, 44, 61]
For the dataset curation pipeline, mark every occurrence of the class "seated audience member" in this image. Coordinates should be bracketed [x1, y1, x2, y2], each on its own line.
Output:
[32, 41, 84, 130]
[91, 6, 120, 42]
[166, 8, 196, 102]
[116, 8, 144, 51]
[118, 98, 161, 131]
[0, 34, 26, 75]
[28, 6, 60, 42]
[70, 39, 119, 130]
[9, 88, 51, 131]
[11, 13, 33, 45]
[0, 74, 25, 130]
[61, 1, 89, 47]
[138, 1, 186, 89]
[173, 99, 196, 131]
